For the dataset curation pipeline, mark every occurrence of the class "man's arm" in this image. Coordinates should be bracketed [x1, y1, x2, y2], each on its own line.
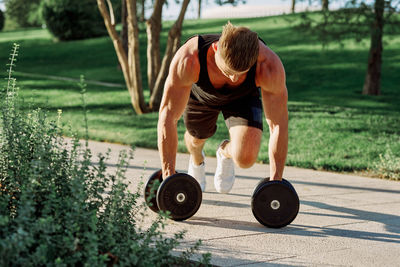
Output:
[257, 49, 288, 181]
[157, 39, 199, 178]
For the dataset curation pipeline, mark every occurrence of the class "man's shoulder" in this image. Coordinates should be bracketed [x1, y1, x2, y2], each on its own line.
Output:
[256, 43, 285, 89]
[258, 41, 279, 61]
[171, 37, 200, 83]
[178, 36, 199, 63]
[183, 35, 199, 50]
[257, 43, 283, 73]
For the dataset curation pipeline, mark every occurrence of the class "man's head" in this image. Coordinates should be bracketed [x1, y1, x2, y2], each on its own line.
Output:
[216, 22, 259, 73]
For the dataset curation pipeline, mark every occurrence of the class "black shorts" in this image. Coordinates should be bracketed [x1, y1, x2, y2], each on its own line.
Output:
[183, 94, 263, 139]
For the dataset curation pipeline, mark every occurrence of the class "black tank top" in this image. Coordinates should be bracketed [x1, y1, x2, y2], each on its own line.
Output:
[190, 34, 260, 107]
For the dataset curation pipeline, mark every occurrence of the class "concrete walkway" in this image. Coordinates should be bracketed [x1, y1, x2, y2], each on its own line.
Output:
[86, 139, 400, 267]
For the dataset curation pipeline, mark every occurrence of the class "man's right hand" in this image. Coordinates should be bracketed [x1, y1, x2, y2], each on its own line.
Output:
[157, 37, 200, 180]
[162, 169, 175, 179]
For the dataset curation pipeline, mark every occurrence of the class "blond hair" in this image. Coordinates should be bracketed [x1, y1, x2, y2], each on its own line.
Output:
[218, 22, 259, 72]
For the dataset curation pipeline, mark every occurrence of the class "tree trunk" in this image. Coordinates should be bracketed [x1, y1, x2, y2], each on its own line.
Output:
[149, 0, 190, 110]
[198, 0, 202, 19]
[362, 0, 384, 95]
[291, 0, 295, 13]
[126, 0, 147, 113]
[97, 0, 132, 98]
[140, 0, 146, 22]
[146, 0, 164, 93]
[322, 0, 329, 11]
[121, 0, 128, 55]
[98, 0, 191, 114]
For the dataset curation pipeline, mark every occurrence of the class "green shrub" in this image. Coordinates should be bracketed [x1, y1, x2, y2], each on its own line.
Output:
[42, 0, 107, 41]
[0, 9, 4, 31]
[0, 44, 211, 266]
[372, 146, 400, 180]
[4, 0, 43, 28]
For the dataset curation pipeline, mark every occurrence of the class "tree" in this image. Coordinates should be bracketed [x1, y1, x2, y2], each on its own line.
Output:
[322, 0, 329, 11]
[42, 0, 108, 41]
[0, 9, 4, 31]
[298, 0, 400, 95]
[97, 0, 190, 114]
[146, 0, 164, 94]
[361, 0, 385, 95]
[139, 0, 146, 22]
[4, 0, 42, 27]
[198, 0, 202, 19]
[121, 0, 128, 54]
[292, 0, 296, 13]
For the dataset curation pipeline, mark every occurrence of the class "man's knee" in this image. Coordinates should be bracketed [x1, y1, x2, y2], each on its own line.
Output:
[232, 149, 258, 169]
[227, 126, 262, 169]
[184, 131, 207, 147]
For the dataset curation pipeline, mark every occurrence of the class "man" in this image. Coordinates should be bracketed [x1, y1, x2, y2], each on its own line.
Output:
[157, 22, 288, 193]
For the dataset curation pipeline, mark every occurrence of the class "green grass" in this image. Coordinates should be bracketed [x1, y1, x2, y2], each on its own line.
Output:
[0, 14, 399, 179]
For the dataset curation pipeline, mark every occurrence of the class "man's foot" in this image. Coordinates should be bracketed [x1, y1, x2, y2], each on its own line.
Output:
[214, 140, 235, 193]
[188, 151, 206, 192]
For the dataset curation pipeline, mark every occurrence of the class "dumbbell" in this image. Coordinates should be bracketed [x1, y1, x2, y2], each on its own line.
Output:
[144, 169, 202, 221]
[251, 178, 300, 228]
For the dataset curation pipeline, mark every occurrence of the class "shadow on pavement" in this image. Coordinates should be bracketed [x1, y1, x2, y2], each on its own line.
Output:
[300, 200, 400, 236]
[292, 180, 400, 195]
[184, 216, 279, 234]
[287, 224, 400, 244]
[184, 215, 400, 245]
[202, 199, 250, 209]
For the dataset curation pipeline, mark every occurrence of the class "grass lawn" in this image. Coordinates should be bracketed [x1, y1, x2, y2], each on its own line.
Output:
[0, 14, 399, 179]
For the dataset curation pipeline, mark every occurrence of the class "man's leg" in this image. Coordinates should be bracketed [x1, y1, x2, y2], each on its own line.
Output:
[183, 97, 220, 191]
[214, 94, 263, 193]
[184, 131, 207, 165]
[185, 131, 208, 191]
[219, 126, 262, 169]
[214, 126, 262, 193]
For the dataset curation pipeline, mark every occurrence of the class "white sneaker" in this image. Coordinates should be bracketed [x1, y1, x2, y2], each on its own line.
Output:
[188, 151, 206, 192]
[214, 141, 235, 194]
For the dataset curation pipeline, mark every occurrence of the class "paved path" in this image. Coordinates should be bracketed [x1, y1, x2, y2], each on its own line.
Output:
[85, 139, 400, 266]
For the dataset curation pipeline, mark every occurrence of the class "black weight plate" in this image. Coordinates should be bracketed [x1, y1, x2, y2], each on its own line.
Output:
[282, 178, 296, 192]
[252, 178, 294, 194]
[157, 173, 202, 221]
[253, 178, 270, 194]
[144, 169, 163, 213]
[251, 179, 299, 228]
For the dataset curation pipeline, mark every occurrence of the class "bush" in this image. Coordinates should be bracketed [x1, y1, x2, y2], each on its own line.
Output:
[5, 0, 43, 28]
[0, 9, 4, 31]
[372, 146, 400, 180]
[42, 0, 107, 41]
[0, 44, 211, 266]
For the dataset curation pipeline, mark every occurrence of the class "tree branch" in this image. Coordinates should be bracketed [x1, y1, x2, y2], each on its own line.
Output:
[106, 0, 115, 25]
[146, 0, 165, 92]
[149, 0, 190, 110]
[97, 0, 131, 88]
[126, 0, 147, 113]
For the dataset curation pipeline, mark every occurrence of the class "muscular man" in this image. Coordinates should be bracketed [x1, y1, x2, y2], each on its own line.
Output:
[157, 22, 288, 193]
